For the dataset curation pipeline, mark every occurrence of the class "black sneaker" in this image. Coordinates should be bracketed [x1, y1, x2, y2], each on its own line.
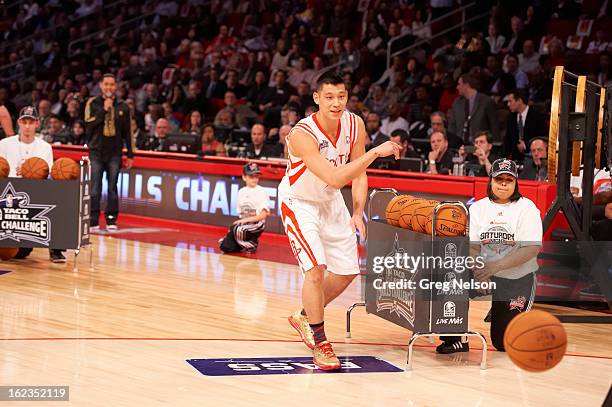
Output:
[14, 248, 33, 259]
[50, 250, 66, 263]
[579, 284, 602, 297]
[106, 215, 118, 230]
[436, 339, 469, 354]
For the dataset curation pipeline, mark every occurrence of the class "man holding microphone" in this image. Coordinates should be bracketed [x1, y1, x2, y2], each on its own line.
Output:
[84, 73, 133, 230]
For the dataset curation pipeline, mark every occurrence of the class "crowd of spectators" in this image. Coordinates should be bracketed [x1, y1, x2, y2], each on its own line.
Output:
[0, 0, 611, 181]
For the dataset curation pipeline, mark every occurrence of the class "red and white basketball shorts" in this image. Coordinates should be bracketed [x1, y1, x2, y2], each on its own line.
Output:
[280, 194, 359, 275]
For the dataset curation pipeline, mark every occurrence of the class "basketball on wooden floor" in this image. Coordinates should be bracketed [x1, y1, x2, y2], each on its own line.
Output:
[426, 204, 467, 236]
[51, 157, 80, 180]
[504, 310, 567, 372]
[398, 197, 423, 229]
[0, 157, 9, 177]
[0, 247, 19, 260]
[21, 157, 49, 179]
[410, 200, 438, 233]
[385, 194, 414, 226]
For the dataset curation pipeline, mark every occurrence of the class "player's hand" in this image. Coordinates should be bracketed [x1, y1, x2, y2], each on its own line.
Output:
[16, 165, 22, 176]
[517, 139, 526, 153]
[351, 214, 366, 243]
[474, 263, 498, 282]
[233, 218, 247, 225]
[124, 158, 133, 169]
[372, 141, 401, 159]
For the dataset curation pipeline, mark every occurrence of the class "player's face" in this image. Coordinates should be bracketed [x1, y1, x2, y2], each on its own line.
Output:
[242, 174, 259, 187]
[314, 83, 347, 119]
[18, 118, 38, 138]
[491, 174, 516, 202]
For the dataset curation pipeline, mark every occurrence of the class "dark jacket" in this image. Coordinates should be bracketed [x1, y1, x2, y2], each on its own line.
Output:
[447, 92, 500, 143]
[504, 107, 548, 162]
[84, 96, 133, 159]
[244, 143, 284, 159]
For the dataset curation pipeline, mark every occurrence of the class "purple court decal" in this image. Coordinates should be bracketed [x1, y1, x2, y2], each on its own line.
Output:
[187, 356, 403, 376]
[0, 270, 11, 276]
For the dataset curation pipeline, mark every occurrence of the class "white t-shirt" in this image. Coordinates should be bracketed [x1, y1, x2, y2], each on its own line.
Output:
[469, 197, 542, 279]
[0, 135, 53, 178]
[237, 184, 269, 220]
[380, 116, 409, 137]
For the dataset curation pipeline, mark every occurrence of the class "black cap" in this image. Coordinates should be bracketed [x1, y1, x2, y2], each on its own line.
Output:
[243, 162, 261, 175]
[18, 106, 39, 120]
[491, 158, 518, 178]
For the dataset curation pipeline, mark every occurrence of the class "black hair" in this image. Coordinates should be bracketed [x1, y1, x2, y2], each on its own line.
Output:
[487, 175, 522, 202]
[101, 73, 116, 82]
[390, 129, 410, 144]
[316, 71, 345, 91]
[508, 88, 527, 104]
[474, 130, 493, 144]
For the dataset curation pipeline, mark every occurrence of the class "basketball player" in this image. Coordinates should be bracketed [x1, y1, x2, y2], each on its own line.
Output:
[437, 159, 542, 353]
[279, 72, 400, 369]
[0, 106, 66, 263]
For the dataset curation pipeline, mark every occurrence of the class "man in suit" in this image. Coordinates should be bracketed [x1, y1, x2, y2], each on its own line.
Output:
[245, 123, 283, 159]
[365, 112, 388, 150]
[504, 89, 547, 163]
[447, 74, 499, 145]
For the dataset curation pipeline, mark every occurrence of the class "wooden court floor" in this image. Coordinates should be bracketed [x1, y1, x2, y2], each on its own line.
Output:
[0, 233, 610, 406]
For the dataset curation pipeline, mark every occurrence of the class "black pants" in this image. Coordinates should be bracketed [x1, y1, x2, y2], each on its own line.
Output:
[219, 222, 265, 253]
[442, 272, 536, 352]
[90, 154, 122, 226]
[489, 273, 537, 351]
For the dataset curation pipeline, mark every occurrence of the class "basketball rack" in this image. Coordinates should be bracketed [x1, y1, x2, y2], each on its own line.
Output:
[72, 156, 94, 272]
[346, 188, 487, 370]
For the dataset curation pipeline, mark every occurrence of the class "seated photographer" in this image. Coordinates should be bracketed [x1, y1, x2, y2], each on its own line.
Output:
[245, 123, 283, 159]
[427, 130, 454, 175]
[457, 130, 500, 177]
[519, 137, 547, 181]
[200, 122, 226, 156]
[137, 118, 169, 151]
[371, 129, 422, 170]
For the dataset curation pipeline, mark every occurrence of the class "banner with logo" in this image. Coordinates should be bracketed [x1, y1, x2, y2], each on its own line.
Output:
[0, 178, 89, 249]
[101, 168, 469, 235]
[365, 220, 470, 334]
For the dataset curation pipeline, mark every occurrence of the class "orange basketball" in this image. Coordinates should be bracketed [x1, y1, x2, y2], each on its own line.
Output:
[398, 197, 424, 229]
[385, 194, 414, 226]
[426, 204, 467, 236]
[410, 200, 439, 234]
[0, 156, 9, 177]
[20, 157, 49, 179]
[504, 310, 567, 372]
[51, 157, 80, 180]
[0, 247, 19, 260]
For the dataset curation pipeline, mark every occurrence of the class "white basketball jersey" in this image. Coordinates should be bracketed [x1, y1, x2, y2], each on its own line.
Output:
[279, 111, 359, 202]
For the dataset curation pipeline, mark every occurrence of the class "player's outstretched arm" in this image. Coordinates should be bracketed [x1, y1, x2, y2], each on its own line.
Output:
[0, 106, 14, 137]
[289, 128, 400, 190]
